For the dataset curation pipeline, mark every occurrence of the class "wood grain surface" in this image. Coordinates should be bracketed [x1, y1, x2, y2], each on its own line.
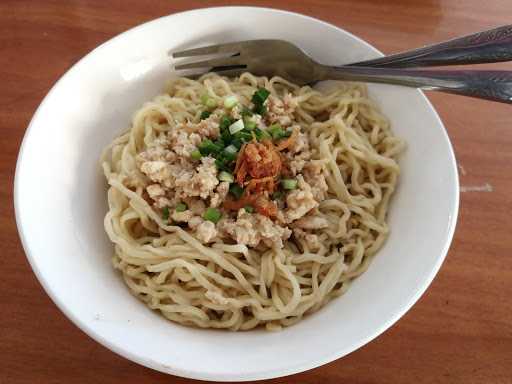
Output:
[1, 1, 511, 383]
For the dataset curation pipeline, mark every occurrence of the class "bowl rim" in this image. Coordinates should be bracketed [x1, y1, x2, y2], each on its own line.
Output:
[14, 6, 459, 381]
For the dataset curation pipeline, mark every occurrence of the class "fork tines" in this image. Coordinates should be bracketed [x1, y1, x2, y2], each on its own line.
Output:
[172, 41, 251, 77]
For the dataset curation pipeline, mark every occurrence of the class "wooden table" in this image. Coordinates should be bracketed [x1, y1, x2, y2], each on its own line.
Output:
[2, 1, 511, 383]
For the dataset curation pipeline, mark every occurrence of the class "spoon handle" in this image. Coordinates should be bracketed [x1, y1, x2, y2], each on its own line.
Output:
[350, 25, 512, 68]
[324, 66, 512, 104]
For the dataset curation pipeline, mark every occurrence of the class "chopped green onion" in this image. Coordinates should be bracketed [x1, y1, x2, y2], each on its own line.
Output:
[175, 202, 187, 212]
[190, 150, 202, 160]
[215, 152, 236, 171]
[220, 115, 234, 130]
[162, 207, 170, 220]
[233, 130, 252, 142]
[252, 88, 270, 105]
[198, 139, 222, 155]
[244, 205, 254, 213]
[254, 128, 271, 141]
[231, 138, 243, 149]
[229, 119, 245, 134]
[221, 129, 232, 143]
[281, 179, 298, 190]
[206, 98, 217, 109]
[214, 138, 225, 148]
[223, 151, 237, 162]
[224, 144, 238, 155]
[251, 88, 270, 116]
[244, 120, 257, 130]
[268, 123, 281, 132]
[253, 103, 267, 116]
[241, 106, 253, 118]
[271, 191, 283, 200]
[200, 110, 211, 120]
[218, 171, 234, 183]
[203, 207, 222, 223]
[268, 124, 287, 139]
[200, 95, 215, 108]
[229, 184, 244, 199]
[200, 94, 210, 104]
[215, 157, 229, 171]
[224, 95, 238, 109]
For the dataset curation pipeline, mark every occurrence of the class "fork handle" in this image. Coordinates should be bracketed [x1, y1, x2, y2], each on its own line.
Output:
[350, 25, 512, 68]
[323, 66, 512, 103]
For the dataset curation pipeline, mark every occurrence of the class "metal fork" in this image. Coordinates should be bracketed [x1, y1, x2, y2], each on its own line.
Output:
[172, 25, 512, 104]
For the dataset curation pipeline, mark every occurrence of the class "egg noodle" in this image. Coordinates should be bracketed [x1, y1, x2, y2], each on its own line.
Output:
[101, 73, 404, 331]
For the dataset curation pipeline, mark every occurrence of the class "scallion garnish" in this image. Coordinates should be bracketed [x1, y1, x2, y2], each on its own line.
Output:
[251, 88, 270, 115]
[214, 138, 225, 148]
[252, 88, 270, 105]
[200, 94, 217, 108]
[220, 129, 232, 143]
[241, 106, 253, 118]
[244, 120, 257, 130]
[268, 123, 287, 139]
[224, 145, 237, 154]
[224, 144, 238, 155]
[203, 207, 222, 223]
[271, 191, 283, 200]
[254, 128, 271, 141]
[215, 157, 229, 172]
[281, 179, 298, 190]
[175, 202, 187, 212]
[200, 110, 211, 120]
[201, 94, 217, 109]
[228, 138, 240, 150]
[220, 115, 234, 130]
[223, 151, 237, 162]
[229, 184, 244, 199]
[253, 104, 266, 116]
[162, 207, 170, 220]
[224, 95, 238, 109]
[198, 139, 222, 156]
[190, 150, 202, 160]
[218, 171, 234, 183]
[233, 130, 252, 142]
[244, 205, 254, 213]
[229, 119, 245, 134]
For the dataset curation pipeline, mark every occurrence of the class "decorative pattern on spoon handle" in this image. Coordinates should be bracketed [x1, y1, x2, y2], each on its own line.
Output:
[445, 70, 512, 102]
[350, 25, 512, 68]
[326, 67, 512, 104]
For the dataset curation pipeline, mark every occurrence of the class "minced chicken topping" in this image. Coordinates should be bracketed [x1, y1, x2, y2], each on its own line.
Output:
[135, 88, 328, 249]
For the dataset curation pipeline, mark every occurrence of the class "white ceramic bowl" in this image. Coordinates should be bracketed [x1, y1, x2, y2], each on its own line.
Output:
[14, 6, 459, 381]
